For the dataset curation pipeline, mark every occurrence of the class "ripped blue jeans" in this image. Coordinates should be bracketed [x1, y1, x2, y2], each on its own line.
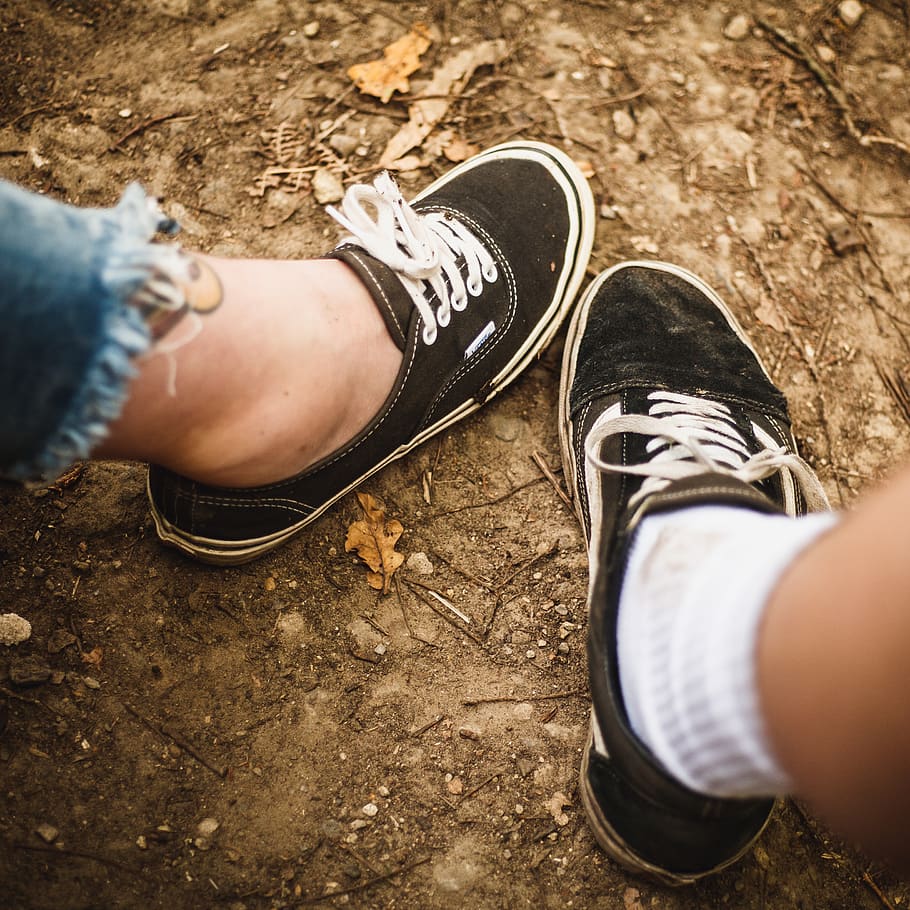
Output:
[0, 180, 188, 481]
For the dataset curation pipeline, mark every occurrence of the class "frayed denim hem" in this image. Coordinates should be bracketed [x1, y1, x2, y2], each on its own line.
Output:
[0, 182, 190, 482]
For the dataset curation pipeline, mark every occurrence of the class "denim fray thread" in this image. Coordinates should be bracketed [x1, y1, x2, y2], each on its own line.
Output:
[2, 183, 190, 482]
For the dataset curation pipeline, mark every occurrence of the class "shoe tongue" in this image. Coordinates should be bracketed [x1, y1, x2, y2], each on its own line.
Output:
[326, 247, 414, 352]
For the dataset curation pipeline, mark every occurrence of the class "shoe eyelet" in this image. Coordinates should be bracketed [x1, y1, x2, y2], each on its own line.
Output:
[483, 264, 498, 282]
[467, 277, 483, 296]
[437, 309, 451, 328]
[422, 325, 437, 345]
[452, 294, 468, 311]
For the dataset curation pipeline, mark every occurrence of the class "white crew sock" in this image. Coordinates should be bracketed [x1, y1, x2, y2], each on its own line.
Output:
[616, 504, 838, 797]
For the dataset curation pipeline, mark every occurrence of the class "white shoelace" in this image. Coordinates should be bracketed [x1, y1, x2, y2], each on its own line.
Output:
[327, 172, 498, 345]
[585, 391, 829, 512]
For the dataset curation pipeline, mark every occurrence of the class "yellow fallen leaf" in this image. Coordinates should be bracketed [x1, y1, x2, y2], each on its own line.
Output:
[348, 23, 432, 104]
[344, 492, 405, 595]
[443, 137, 479, 163]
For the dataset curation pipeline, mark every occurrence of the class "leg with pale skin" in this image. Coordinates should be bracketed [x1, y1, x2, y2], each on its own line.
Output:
[759, 465, 910, 870]
[93, 254, 402, 488]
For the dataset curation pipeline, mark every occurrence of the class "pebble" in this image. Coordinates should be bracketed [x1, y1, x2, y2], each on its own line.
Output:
[350, 818, 368, 830]
[510, 630, 531, 646]
[723, 14, 751, 41]
[362, 802, 379, 817]
[554, 604, 568, 616]
[525, 650, 536, 660]
[197, 817, 220, 837]
[816, 44, 836, 63]
[303, 20, 320, 37]
[47, 629, 77, 654]
[9, 656, 51, 686]
[446, 776, 464, 795]
[83, 676, 101, 690]
[0, 613, 31, 646]
[458, 724, 481, 741]
[136, 835, 148, 850]
[557, 642, 570, 655]
[36, 823, 58, 843]
[612, 109, 636, 141]
[329, 133, 359, 157]
[312, 168, 344, 205]
[405, 552, 434, 576]
[838, 0, 864, 26]
[489, 414, 523, 442]
[377, 785, 390, 798]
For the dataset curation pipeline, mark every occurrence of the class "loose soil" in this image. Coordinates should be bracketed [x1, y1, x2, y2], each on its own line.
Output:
[2, 1, 910, 907]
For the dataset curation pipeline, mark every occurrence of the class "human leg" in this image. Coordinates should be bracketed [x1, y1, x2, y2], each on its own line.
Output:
[2, 143, 595, 565]
[559, 261, 835, 883]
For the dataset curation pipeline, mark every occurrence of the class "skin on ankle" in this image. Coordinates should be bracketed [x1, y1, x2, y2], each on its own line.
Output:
[758, 464, 910, 871]
[93, 255, 403, 487]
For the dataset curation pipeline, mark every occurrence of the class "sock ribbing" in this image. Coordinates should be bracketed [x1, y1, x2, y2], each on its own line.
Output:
[616, 505, 838, 797]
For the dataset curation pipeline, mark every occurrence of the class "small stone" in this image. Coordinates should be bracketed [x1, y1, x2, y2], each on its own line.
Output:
[36, 823, 58, 843]
[525, 649, 536, 660]
[0, 613, 32, 646]
[362, 802, 379, 817]
[612, 108, 636, 141]
[197, 817, 220, 837]
[489, 414, 523, 442]
[136, 835, 148, 850]
[83, 676, 101, 690]
[31, 566, 46, 578]
[446, 776, 464, 795]
[838, 0, 864, 26]
[374, 642, 387, 656]
[263, 576, 276, 592]
[350, 818, 368, 830]
[516, 757, 536, 777]
[816, 44, 836, 63]
[458, 724, 481, 741]
[118, 108, 132, 118]
[723, 14, 751, 41]
[312, 168, 344, 205]
[377, 785, 390, 798]
[9, 656, 51, 686]
[554, 604, 568, 616]
[828, 220, 864, 256]
[558, 622, 577, 640]
[405, 552, 434, 576]
[328, 133, 359, 157]
[303, 20, 320, 37]
[510, 630, 531, 646]
[47, 629, 77, 654]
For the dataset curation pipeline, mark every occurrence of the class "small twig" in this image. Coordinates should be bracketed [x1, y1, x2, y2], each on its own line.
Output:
[874, 359, 910, 426]
[530, 451, 573, 509]
[108, 112, 189, 152]
[462, 689, 588, 706]
[410, 714, 445, 737]
[11, 841, 140, 873]
[403, 580, 483, 644]
[1, 103, 54, 129]
[301, 855, 431, 904]
[430, 477, 544, 517]
[863, 870, 897, 910]
[757, 18, 910, 157]
[122, 702, 227, 778]
[458, 768, 505, 804]
[0, 686, 62, 717]
[427, 548, 496, 592]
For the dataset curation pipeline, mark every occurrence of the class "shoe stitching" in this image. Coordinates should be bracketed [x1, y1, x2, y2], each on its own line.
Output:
[420, 208, 518, 426]
[339, 246, 406, 343]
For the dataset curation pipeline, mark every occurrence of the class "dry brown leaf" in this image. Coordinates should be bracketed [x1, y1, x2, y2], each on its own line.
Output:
[81, 646, 103, 667]
[347, 23, 432, 104]
[380, 39, 508, 169]
[443, 137, 479, 163]
[344, 492, 405, 595]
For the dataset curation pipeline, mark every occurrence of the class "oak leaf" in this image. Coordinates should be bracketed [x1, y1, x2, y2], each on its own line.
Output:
[347, 24, 432, 104]
[344, 492, 405, 594]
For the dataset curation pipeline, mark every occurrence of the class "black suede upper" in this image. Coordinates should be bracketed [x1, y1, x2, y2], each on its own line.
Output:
[147, 143, 593, 562]
[561, 263, 805, 881]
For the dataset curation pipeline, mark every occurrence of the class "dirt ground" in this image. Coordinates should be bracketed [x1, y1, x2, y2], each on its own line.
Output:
[2, 0, 910, 907]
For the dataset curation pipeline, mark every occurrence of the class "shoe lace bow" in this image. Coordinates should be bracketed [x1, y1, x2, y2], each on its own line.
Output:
[327, 172, 498, 345]
[585, 391, 829, 512]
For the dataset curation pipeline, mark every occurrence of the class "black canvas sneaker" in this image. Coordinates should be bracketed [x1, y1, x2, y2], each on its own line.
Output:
[148, 141, 594, 564]
[559, 261, 829, 884]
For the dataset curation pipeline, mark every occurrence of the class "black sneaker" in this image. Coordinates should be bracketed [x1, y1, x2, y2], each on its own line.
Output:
[559, 261, 829, 884]
[148, 141, 594, 564]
